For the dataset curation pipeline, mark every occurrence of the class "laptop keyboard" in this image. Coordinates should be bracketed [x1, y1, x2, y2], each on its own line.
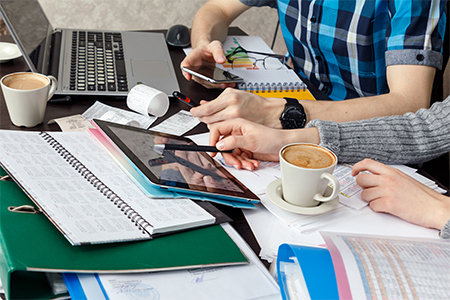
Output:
[70, 31, 128, 92]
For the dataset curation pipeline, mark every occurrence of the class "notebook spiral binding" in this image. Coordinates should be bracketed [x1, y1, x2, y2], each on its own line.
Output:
[237, 81, 306, 92]
[39, 132, 153, 236]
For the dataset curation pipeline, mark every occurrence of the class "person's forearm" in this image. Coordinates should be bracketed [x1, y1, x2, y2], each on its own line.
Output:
[301, 91, 429, 124]
[301, 64, 435, 123]
[276, 127, 321, 147]
[307, 96, 450, 165]
[191, 0, 250, 48]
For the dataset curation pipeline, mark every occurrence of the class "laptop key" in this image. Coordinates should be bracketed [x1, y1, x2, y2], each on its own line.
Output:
[108, 83, 116, 91]
[115, 60, 126, 76]
[98, 84, 106, 91]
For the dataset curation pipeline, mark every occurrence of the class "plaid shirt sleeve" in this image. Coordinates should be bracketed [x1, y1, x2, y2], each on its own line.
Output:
[238, 0, 447, 100]
[239, 0, 277, 8]
[385, 0, 447, 69]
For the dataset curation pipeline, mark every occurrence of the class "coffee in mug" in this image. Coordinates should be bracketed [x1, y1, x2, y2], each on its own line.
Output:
[4, 74, 47, 90]
[1, 72, 57, 127]
[280, 143, 340, 207]
[282, 144, 336, 169]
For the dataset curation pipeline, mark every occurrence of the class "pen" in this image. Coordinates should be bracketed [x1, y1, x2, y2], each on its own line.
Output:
[172, 91, 200, 107]
[48, 96, 72, 103]
[154, 144, 234, 153]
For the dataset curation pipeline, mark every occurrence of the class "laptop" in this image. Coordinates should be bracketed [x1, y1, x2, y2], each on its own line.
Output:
[0, 0, 180, 98]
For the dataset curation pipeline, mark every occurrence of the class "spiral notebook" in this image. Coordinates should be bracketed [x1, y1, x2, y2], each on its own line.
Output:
[0, 130, 216, 246]
[230, 69, 315, 100]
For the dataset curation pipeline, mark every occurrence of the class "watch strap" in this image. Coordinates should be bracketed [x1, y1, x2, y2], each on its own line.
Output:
[280, 97, 307, 129]
[284, 97, 300, 107]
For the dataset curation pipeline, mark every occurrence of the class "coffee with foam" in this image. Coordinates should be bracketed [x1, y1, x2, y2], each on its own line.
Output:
[282, 144, 335, 169]
[4, 73, 48, 90]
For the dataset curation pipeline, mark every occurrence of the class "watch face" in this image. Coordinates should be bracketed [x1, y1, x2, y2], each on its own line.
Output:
[282, 107, 306, 129]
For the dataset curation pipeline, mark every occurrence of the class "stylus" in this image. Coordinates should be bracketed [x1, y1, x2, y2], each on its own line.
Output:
[154, 144, 234, 153]
[172, 91, 200, 107]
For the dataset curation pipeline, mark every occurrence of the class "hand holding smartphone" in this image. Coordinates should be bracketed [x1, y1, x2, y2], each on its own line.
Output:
[182, 66, 244, 84]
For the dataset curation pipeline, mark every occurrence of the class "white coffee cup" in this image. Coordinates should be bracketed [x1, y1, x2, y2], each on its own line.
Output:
[1, 72, 57, 127]
[279, 143, 340, 207]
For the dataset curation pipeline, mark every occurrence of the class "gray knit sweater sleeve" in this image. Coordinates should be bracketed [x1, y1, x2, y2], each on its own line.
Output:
[306, 96, 450, 165]
[440, 220, 450, 239]
[306, 96, 450, 238]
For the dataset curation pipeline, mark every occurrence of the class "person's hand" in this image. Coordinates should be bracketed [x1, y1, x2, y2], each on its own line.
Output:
[190, 88, 285, 128]
[208, 118, 289, 170]
[180, 40, 235, 89]
[352, 158, 450, 230]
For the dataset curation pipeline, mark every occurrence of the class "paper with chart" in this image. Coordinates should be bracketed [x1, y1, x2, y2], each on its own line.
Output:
[322, 232, 450, 300]
[184, 36, 314, 99]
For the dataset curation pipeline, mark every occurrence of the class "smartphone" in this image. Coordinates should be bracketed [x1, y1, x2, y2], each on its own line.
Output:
[182, 66, 244, 83]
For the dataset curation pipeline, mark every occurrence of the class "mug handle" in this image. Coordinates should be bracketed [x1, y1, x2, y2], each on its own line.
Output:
[47, 75, 57, 101]
[313, 173, 340, 202]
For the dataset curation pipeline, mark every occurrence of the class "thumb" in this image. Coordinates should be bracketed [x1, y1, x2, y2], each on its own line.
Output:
[210, 46, 226, 64]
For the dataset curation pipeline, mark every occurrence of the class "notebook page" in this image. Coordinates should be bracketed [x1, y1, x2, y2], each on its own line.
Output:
[49, 132, 216, 236]
[230, 69, 307, 91]
[0, 130, 215, 245]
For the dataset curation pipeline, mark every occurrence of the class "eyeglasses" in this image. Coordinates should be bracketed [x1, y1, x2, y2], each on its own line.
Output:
[225, 46, 287, 70]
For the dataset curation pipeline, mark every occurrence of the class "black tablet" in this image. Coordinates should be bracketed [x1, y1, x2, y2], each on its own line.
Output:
[93, 119, 260, 203]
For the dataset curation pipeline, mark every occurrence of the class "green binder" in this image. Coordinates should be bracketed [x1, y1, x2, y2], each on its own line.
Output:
[0, 170, 248, 300]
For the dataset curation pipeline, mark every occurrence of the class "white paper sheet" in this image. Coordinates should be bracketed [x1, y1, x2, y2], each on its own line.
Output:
[66, 224, 281, 300]
[150, 110, 200, 136]
[82, 101, 156, 129]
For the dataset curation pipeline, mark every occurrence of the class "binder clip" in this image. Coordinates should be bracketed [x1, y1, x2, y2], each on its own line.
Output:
[8, 205, 41, 214]
[277, 243, 339, 300]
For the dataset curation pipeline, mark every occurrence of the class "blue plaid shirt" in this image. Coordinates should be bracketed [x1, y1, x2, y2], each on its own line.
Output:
[240, 0, 447, 100]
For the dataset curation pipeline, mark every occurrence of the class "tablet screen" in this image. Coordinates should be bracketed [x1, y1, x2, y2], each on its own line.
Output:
[94, 120, 259, 201]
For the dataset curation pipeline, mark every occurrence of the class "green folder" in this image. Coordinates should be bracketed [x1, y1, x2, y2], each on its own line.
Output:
[0, 170, 248, 300]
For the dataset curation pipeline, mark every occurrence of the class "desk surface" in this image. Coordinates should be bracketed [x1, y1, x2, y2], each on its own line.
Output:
[0, 28, 271, 266]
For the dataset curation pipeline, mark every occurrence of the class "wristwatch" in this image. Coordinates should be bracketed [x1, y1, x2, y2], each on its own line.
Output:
[279, 97, 307, 129]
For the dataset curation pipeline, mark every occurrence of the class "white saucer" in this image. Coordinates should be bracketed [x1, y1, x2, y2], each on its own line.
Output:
[266, 178, 339, 215]
[0, 42, 22, 63]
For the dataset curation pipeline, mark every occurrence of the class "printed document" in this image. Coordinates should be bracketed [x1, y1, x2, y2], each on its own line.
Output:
[322, 232, 450, 300]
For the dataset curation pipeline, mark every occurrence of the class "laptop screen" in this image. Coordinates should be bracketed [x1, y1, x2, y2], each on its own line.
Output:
[0, 0, 53, 73]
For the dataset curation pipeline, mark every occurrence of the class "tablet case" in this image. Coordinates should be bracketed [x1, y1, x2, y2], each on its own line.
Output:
[0, 168, 248, 300]
[277, 243, 339, 300]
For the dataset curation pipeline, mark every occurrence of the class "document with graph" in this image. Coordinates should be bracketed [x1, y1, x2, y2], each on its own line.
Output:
[184, 35, 315, 100]
[221, 36, 315, 100]
[322, 232, 450, 299]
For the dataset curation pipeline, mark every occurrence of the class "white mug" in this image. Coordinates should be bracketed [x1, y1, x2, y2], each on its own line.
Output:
[1, 72, 57, 127]
[279, 143, 340, 207]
